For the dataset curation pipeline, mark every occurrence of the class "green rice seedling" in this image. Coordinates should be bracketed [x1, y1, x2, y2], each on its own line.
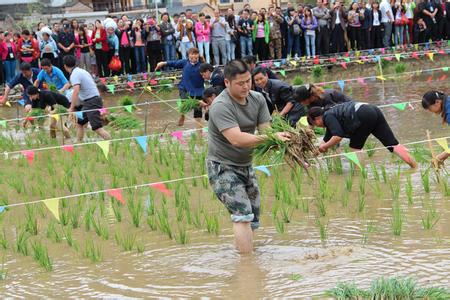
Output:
[25, 205, 38, 236]
[369, 277, 416, 299]
[421, 168, 431, 193]
[175, 224, 189, 245]
[177, 97, 200, 115]
[15, 228, 29, 256]
[318, 171, 331, 200]
[391, 200, 403, 236]
[59, 209, 69, 227]
[389, 178, 401, 201]
[127, 199, 143, 228]
[369, 163, 379, 182]
[0, 229, 8, 250]
[157, 205, 173, 239]
[380, 165, 387, 183]
[84, 204, 96, 231]
[345, 174, 353, 192]
[204, 213, 220, 236]
[415, 286, 450, 299]
[115, 231, 136, 251]
[63, 226, 77, 250]
[361, 221, 376, 244]
[46, 220, 62, 243]
[316, 197, 327, 217]
[364, 141, 377, 158]
[312, 66, 323, 78]
[394, 62, 406, 74]
[111, 200, 122, 223]
[326, 282, 368, 299]
[341, 189, 349, 208]
[275, 217, 285, 234]
[358, 194, 366, 213]
[92, 218, 109, 240]
[333, 157, 343, 174]
[315, 218, 328, 242]
[0, 256, 6, 280]
[405, 174, 413, 205]
[292, 75, 304, 86]
[31, 241, 52, 271]
[280, 205, 293, 223]
[441, 178, 449, 196]
[83, 238, 102, 263]
[370, 181, 383, 199]
[289, 274, 303, 281]
[192, 207, 203, 229]
[6, 176, 26, 194]
[421, 204, 440, 230]
[147, 215, 158, 231]
[119, 95, 135, 106]
[136, 241, 145, 253]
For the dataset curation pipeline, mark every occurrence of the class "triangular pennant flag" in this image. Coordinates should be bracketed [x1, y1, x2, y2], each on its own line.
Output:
[338, 80, 345, 91]
[96, 140, 110, 159]
[301, 56, 306, 62]
[330, 57, 337, 63]
[145, 86, 152, 93]
[375, 55, 381, 62]
[62, 145, 74, 154]
[127, 74, 133, 81]
[5, 101, 11, 107]
[44, 198, 60, 221]
[380, 48, 385, 54]
[171, 131, 186, 144]
[427, 75, 433, 82]
[274, 61, 281, 67]
[411, 52, 419, 59]
[0, 206, 5, 214]
[50, 114, 60, 121]
[22, 150, 35, 165]
[0, 120, 6, 128]
[143, 73, 148, 80]
[107, 188, 125, 205]
[340, 62, 347, 69]
[313, 57, 320, 65]
[155, 71, 161, 76]
[202, 127, 209, 133]
[299, 116, 309, 127]
[149, 79, 158, 85]
[254, 165, 271, 176]
[107, 84, 115, 94]
[344, 52, 349, 57]
[357, 77, 366, 85]
[18, 99, 25, 106]
[438, 49, 446, 55]
[290, 60, 297, 67]
[427, 52, 434, 61]
[124, 105, 133, 113]
[414, 44, 419, 50]
[279, 70, 286, 77]
[383, 56, 393, 61]
[99, 77, 106, 84]
[113, 75, 119, 83]
[442, 67, 449, 72]
[376, 76, 386, 81]
[74, 111, 84, 120]
[343, 152, 362, 170]
[436, 138, 450, 153]
[392, 102, 408, 111]
[150, 183, 172, 196]
[99, 108, 108, 115]
[356, 60, 364, 64]
[127, 81, 135, 89]
[25, 116, 35, 122]
[344, 57, 350, 63]
[368, 49, 374, 55]
[355, 50, 360, 57]
[439, 74, 447, 81]
[395, 53, 401, 61]
[134, 136, 148, 154]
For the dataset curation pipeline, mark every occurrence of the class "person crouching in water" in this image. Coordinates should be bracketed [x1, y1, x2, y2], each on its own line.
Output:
[294, 83, 353, 109]
[307, 102, 417, 168]
[252, 66, 305, 127]
[202, 86, 222, 122]
[155, 47, 204, 128]
[26, 86, 71, 139]
[422, 91, 450, 164]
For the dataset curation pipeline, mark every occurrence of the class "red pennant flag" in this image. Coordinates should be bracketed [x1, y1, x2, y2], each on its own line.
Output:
[439, 74, 447, 81]
[330, 57, 337, 63]
[438, 49, 446, 55]
[313, 57, 320, 65]
[383, 56, 393, 61]
[62, 145, 74, 154]
[149, 79, 158, 86]
[99, 77, 106, 85]
[107, 188, 125, 205]
[127, 81, 135, 89]
[150, 183, 172, 197]
[340, 62, 347, 69]
[22, 150, 35, 165]
[411, 52, 419, 59]
[25, 116, 35, 122]
[344, 52, 349, 57]
[427, 75, 433, 82]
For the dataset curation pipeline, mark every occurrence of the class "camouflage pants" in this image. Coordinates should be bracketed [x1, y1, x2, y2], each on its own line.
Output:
[207, 160, 260, 230]
[269, 38, 282, 59]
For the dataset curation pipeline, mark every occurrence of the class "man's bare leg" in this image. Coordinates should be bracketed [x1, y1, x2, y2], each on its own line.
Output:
[76, 124, 85, 142]
[95, 127, 111, 140]
[233, 222, 253, 254]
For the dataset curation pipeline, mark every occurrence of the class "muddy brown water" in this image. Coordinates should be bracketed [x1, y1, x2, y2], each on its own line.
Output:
[0, 62, 449, 298]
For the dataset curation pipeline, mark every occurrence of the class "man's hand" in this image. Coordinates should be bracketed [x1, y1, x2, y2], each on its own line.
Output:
[319, 143, 328, 153]
[24, 104, 32, 113]
[274, 132, 291, 142]
[0, 95, 6, 105]
[155, 62, 166, 70]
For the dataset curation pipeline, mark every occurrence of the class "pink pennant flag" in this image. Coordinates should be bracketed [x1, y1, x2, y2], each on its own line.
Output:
[62, 145, 74, 154]
[25, 116, 35, 122]
[439, 74, 447, 81]
[357, 77, 366, 85]
[127, 81, 135, 89]
[267, 61, 273, 67]
[99, 77, 106, 84]
[149, 79, 158, 86]
[438, 49, 446, 55]
[383, 56, 393, 61]
[330, 57, 337, 63]
[380, 48, 385, 54]
[411, 52, 419, 59]
[150, 183, 172, 197]
[171, 131, 186, 144]
[22, 150, 35, 165]
[261, 63, 267, 68]
[427, 76, 433, 82]
[99, 108, 108, 115]
[340, 62, 347, 69]
[143, 73, 148, 80]
[107, 188, 125, 205]
[344, 52, 349, 57]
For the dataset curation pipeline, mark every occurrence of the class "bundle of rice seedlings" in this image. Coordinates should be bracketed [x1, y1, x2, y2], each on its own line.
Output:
[254, 115, 318, 171]
[177, 98, 200, 115]
[119, 96, 135, 106]
[108, 114, 141, 129]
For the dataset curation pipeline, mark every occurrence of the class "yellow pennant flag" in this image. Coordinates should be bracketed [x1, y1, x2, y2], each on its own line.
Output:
[436, 138, 450, 153]
[113, 75, 119, 83]
[96, 140, 110, 159]
[169, 76, 178, 81]
[355, 50, 360, 57]
[427, 52, 434, 61]
[5, 101, 11, 107]
[299, 116, 309, 127]
[145, 86, 152, 93]
[376, 76, 386, 81]
[357, 60, 364, 64]
[50, 114, 60, 121]
[44, 198, 60, 221]
[290, 60, 298, 67]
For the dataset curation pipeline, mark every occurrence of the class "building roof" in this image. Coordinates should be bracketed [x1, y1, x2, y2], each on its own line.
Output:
[166, 3, 215, 15]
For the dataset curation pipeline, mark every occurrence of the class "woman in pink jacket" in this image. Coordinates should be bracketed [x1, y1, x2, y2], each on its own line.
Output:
[195, 13, 211, 63]
[1, 31, 18, 83]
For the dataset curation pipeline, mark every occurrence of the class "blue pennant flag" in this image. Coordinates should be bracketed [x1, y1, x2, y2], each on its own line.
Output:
[18, 99, 25, 106]
[338, 80, 345, 91]
[127, 74, 133, 81]
[74, 111, 84, 120]
[368, 49, 374, 55]
[280, 59, 286, 65]
[254, 165, 271, 176]
[134, 136, 148, 154]
[0, 206, 5, 214]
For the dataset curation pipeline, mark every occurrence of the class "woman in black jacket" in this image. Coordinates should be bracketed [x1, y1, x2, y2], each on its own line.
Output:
[294, 84, 353, 110]
[371, 2, 383, 49]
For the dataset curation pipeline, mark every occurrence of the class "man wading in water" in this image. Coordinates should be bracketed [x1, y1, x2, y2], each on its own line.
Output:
[207, 60, 289, 254]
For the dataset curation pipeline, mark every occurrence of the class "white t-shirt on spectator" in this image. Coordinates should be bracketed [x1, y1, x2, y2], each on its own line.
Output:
[380, 0, 393, 23]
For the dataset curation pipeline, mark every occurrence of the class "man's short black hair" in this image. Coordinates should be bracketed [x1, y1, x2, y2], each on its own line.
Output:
[224, 60, 250, 81]
[199, 63, 214, 73]
[252, 66, 268, 77]
[203, 86, 221, 100]
[21, 29, 30, 36]
[40, 58, 53, 67]
[63, 55, 77, 68]
[26, 86, 39, 96]
[20, 62, 32, 71]
[242, 55, 257, 65]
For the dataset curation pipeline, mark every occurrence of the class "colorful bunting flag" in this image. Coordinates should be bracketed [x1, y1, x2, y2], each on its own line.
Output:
[355, 50, 360, 57]
[22, 150, 35, 165]
[341, 62, 347, 69]
[438, 49, 446, 55]
[380, 48, 385, 54]
[338, 80, 345, 91]
[442, 67, 449, 72]
[107, 84, 115, 94]
[99, 77, 106, 84]
[357, 77, 366, 85]
[436, 138, 450, 153]
[127, 74, 133, 81]
[299, 116, 309, 127]
[5, 101, 11, 107]
[43, 198, 60, 221]
[330, 57, 337, 63]
[99, 108, 107, 115]
[313, 57, 320, 64]
[261, 63, 267, 68]
[202, 127, 209, 133]
[376, 76, 386, 81]
[383, 56, 393, 61]
[439, 74, 447, 81]
[0, 120, 6, 128]
[124, 105, 133, 113]
[375, 55, 381, 62]
[74, 111, 84, 120]
[150, 183, 172, 196]
[96, 140, 110, 159]
[171, 131, 186, 144]
[134, 136, 148, 154]
[392, 102, 408, 111]
[343, 152, 362, 170]
[274, 61, 281, 67]
[145, 86, 152, 93]
[254, 165, 271, 176]
[344, 57, 350, 63]
[427, 52, 434, 61]
[113, 75, 119, 83]
[62, 145, 74, 154]
[411, 52, 419, 59]
[290, 60, 297, 67]
[18, 99, 25, 106]
[107, 188, 125, 205]
[127, 81, 135, 89]
[279, 69, 286, 77]
[50, 114, 60, 121]
[0, 206, 4, 214]
[395, 53, 401, 61]
[414, 44, 419, 50]
[155, 71, 161, 76]
[143, 73, 148, 80]
[149, 79, 158, 85]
